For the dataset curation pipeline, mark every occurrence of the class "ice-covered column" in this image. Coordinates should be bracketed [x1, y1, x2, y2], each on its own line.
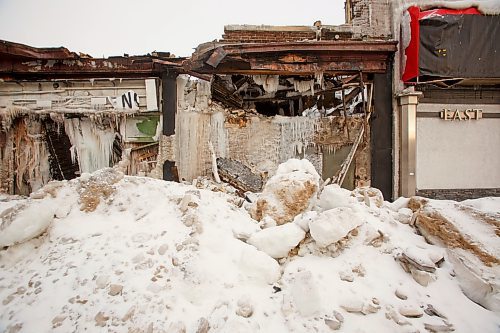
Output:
[398, 89, 421, 197]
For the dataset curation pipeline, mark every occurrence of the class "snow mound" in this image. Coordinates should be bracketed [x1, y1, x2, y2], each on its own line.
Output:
[250, 158, 320, 225]
[0, 162, 499, 333]
[417, 0, 500, 15]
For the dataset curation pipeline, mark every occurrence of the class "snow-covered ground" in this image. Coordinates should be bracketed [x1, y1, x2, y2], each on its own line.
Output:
[0, 161, 499, 333]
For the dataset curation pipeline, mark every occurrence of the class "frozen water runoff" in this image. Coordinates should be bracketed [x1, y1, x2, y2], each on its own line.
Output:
[0, 160, 499, 332]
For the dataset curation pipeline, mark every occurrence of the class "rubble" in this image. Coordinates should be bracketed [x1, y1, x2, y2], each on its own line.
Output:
[216, 158, 263, 193]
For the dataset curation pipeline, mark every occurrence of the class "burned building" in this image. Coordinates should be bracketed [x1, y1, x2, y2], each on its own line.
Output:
[2, 0, 497, 201]
[0, 16, 398, 199]
[157, 25, 396, 198]
[0, 40, 182, 194]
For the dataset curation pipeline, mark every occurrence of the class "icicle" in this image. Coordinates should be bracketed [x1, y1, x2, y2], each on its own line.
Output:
[293, 79, 315, 95]
[210, 111, 227, 158]
[253, 75, 280, 93]
[314, 71, 324, 87]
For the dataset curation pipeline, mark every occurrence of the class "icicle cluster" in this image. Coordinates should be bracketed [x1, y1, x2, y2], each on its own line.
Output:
[292, 79, 315, 95]
[64, 118, 117, 174]
[253, 75, 280, 93]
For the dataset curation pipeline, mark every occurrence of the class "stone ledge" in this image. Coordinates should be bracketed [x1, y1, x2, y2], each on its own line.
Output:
[416, 188, 500, 201]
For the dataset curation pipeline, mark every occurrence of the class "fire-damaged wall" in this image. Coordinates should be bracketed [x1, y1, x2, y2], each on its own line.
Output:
[157, 75, 371, 190]
[0, 78, 162, 194]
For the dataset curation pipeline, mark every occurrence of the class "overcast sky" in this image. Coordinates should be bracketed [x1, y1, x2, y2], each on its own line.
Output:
[0, 0, 345, 58]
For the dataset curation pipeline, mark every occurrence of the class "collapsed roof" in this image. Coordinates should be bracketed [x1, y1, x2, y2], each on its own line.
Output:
[0, 40, 183, 80]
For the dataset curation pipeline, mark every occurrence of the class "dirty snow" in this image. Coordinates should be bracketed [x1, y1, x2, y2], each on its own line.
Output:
[0, 161, 499, 333]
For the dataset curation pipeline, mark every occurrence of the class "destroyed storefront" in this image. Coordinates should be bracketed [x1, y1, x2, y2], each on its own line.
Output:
[157, 27, 397, 198]
[0, 25, 397, 198]
[0, 40, 180, 194]
[399, 6, 500, 200]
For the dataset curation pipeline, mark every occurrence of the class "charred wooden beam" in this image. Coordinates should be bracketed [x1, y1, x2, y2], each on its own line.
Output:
[186, 40, 397, 75]
[211, 76, 243, 108]
[162, 70, 178, 182]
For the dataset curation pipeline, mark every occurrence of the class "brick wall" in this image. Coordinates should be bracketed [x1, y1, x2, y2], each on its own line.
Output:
[221, 25, 355, 44]
[222, 30, 317, 43]
[416, 188, 500, 201]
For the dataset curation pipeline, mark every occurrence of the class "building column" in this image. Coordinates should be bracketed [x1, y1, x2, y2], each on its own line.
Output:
[372, 70, 394, 201]
[162, 70, 178, 181]
[398, 89, 421, 197]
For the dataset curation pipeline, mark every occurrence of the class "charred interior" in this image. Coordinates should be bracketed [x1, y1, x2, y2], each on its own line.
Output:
[169, 71, 377, 194]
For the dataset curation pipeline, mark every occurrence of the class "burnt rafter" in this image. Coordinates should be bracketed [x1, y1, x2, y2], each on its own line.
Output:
[185, 41, 397, 75]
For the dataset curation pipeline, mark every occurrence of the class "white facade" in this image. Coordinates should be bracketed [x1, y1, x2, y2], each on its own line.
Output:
[416, 103, 500, 190]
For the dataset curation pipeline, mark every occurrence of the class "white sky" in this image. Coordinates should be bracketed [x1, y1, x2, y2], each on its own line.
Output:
[0, 0, 345, 58]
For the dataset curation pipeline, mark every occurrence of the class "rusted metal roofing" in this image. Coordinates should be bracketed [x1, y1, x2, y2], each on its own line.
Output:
[0, 40, 183, 80]
[186, 40, 398, 75]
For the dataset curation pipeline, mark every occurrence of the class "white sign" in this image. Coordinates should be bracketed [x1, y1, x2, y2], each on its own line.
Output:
[114, 90, 140, 110]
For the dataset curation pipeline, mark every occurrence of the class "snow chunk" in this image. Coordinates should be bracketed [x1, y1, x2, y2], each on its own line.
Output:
[352, 187, 384, 208]
[318, 184, 356, 211]
[293, 211, 318, 232]
[250, 159, 319, 225]
[247, 223, 305, 258]
[386, 196, 411, 212]
[0, 201, 54, 247]
[239, 245, 281, 284]
[309, 207, 364, 247]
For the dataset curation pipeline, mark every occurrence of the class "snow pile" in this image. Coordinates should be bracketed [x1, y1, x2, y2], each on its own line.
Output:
[0, 161, 499, 332]
[250, 159, 320, 225]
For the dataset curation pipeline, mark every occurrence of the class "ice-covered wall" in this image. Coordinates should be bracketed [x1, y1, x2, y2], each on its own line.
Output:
[0, 78, 162, 193]
[64, 118, 118, 174]
[0, 118, 50, 194]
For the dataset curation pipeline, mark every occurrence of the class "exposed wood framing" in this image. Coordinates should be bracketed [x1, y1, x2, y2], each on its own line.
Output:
[334, 112, 372, 186]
